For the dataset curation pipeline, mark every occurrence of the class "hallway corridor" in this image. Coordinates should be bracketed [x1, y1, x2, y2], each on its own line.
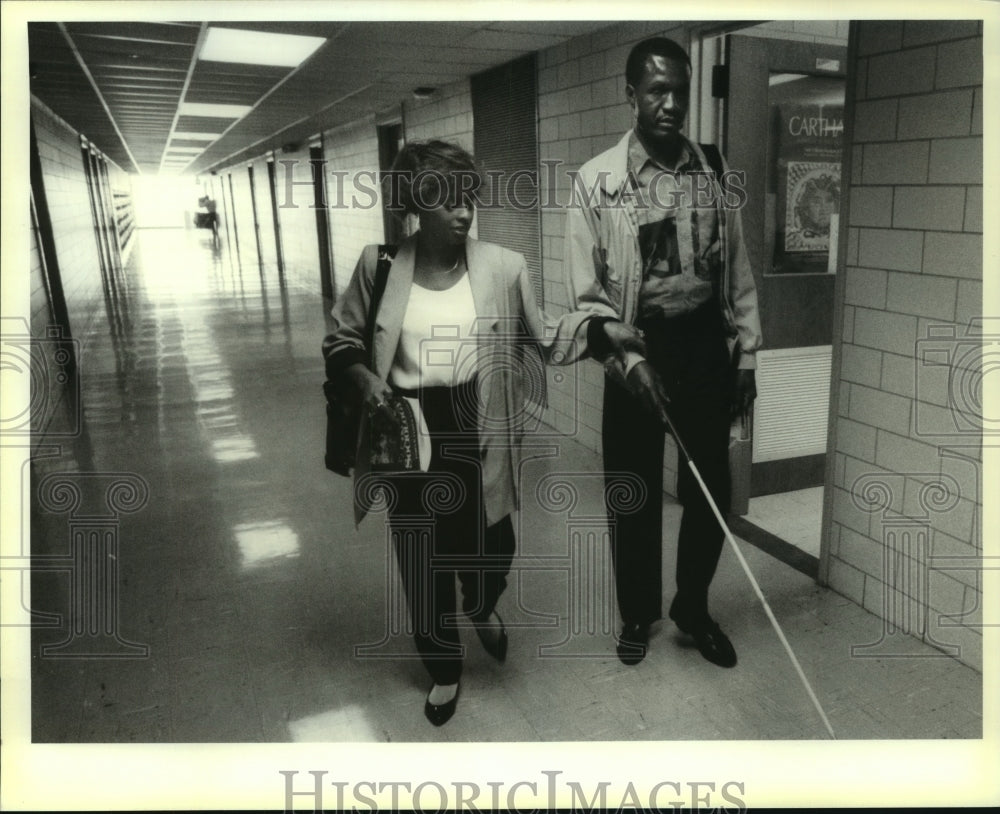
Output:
[27, 227, 982, 744]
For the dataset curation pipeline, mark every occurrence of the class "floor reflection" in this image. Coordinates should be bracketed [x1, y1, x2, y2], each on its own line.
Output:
[288, 704, 379, 742]
[233, 519, 300, 569]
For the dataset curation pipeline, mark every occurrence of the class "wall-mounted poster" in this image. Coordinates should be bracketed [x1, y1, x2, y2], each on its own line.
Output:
[784, 160, 840, 252]
[766, 75, 845, 275]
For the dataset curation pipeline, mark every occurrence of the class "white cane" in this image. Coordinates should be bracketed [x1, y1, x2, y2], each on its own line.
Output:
[663, 405, 837, 740]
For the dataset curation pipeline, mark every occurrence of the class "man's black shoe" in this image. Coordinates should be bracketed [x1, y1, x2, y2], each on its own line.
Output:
[616, 622, 649, 666]
[669, 606, 737, 668]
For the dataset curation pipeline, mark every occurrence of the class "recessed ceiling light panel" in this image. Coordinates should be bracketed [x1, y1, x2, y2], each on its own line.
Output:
[199, 27, 326, 68]
[179, 102, 253, 119]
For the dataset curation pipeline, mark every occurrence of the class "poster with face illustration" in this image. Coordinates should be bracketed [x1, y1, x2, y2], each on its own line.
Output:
[766, 80, 845, 275]
[784, 160, 840, 252]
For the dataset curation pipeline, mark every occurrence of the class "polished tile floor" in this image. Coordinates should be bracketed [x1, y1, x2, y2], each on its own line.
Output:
[746, 487, 824, 558]
[28, 228, 982, 742]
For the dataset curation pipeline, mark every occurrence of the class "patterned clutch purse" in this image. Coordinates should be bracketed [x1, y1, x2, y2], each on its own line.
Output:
[367, 394, 421, 472]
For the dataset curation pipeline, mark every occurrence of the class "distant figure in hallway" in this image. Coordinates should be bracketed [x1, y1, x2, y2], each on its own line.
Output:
[196, 194, 220, 245]
[322, 140, 595, 726]
[563, 37, 763, 668]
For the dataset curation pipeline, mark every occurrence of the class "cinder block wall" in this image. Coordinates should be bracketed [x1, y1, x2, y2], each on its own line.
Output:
[274, 142, 323, 293]
[224, 164, 262, 266]
[736, 19, 850, 45]
[249, 155, 279, 271]
[28, 195, 63, 445]
[30, 97, 135, 444]
[213, 132, 390, 296]
[828, 20, 983, 670]
[402, 79, 478, 241]
[30, 98, 107, 354]
[323, 118, 385, 296]
[404, 80, 474, 150]
[29, 213, 47, 333]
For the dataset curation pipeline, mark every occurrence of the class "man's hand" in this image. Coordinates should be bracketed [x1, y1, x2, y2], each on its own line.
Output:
[602, 321, 648, 368]
[626, 360, 671, 428]
[732, 369, 757, 419]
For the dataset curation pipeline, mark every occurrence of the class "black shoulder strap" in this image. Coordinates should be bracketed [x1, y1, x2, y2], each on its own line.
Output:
[371, 244, 397, 305]
[364, 243, 397, 367]
[699, 142, 724, 178]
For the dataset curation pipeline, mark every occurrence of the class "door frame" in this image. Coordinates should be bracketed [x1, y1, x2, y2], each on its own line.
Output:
[695, 23, 857, 585]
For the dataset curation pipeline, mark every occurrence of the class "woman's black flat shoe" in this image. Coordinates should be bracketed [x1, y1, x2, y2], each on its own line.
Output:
[474, 611, 508, 663]
[424, 683, 460, 726]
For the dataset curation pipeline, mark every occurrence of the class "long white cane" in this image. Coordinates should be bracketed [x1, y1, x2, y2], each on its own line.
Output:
[663, 406, 837, 740]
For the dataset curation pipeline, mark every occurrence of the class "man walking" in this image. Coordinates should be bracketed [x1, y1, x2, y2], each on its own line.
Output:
[564, 36, 762, 667]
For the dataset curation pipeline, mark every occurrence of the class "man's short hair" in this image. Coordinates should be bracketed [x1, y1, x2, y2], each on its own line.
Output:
[625, 37, 692, 87]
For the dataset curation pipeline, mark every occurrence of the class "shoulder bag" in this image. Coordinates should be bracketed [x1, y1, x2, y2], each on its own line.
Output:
[323, 244, 396, 475]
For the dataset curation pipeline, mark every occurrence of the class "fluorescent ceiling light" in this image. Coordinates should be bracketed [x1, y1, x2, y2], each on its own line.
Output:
[179, 102, 253, 119]
[199, 27, 325, 68]
[171, 132, 219, 141]
[167, 146, 206, 154]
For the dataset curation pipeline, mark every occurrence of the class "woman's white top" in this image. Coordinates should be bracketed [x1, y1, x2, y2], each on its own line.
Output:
[389, 271, 479, 389]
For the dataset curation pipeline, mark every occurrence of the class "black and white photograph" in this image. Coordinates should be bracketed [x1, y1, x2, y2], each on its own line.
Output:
[1, 0, 996, 810]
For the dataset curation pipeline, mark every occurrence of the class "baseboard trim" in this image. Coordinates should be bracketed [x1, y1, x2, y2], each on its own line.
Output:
[728, 515, 819, 580]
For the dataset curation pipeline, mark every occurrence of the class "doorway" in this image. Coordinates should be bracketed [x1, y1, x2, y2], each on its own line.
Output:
[246, 165, 264, 263]
[376, 122, 404, 247]
[225, 172, 242, 263]
[266, 157, 286, 274]
[708, 22, 848, 566]
[310, 140, 335, 300]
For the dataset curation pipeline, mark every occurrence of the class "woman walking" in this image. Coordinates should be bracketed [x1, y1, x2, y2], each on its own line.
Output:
[323, 140, 608, 726]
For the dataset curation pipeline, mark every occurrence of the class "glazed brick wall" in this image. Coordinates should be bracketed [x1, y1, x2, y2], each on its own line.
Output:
[29, 203, 52, 337]
[322, 118, 386, 296]
[404, 79, 474, 152]
[273, 143, 325, 293]
[29, 97, 134, 444]
[829, 20, 983, 670]
[30, 98, 105, 359]
[212, 157, 285, 275]
[403, 79, 478, 241]
[249, 156, 279, 271]
[734, 19, 849, 45]
[28, 205, 63, 444]
[223, 164, 262, 266]
[210, 79, 479, 301]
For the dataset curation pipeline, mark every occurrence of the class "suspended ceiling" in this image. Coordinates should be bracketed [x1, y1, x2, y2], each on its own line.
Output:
[28, 20, 611, 176]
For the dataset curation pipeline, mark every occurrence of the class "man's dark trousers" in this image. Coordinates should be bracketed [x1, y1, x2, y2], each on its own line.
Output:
[601, 298, 733, 626]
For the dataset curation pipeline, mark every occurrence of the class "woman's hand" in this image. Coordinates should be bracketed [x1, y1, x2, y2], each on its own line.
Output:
[344, 363, 395, 416]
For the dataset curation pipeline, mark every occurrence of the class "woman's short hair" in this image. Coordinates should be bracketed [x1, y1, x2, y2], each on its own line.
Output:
[387, 140, 482, 215]
[625, 36, 692, 88]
